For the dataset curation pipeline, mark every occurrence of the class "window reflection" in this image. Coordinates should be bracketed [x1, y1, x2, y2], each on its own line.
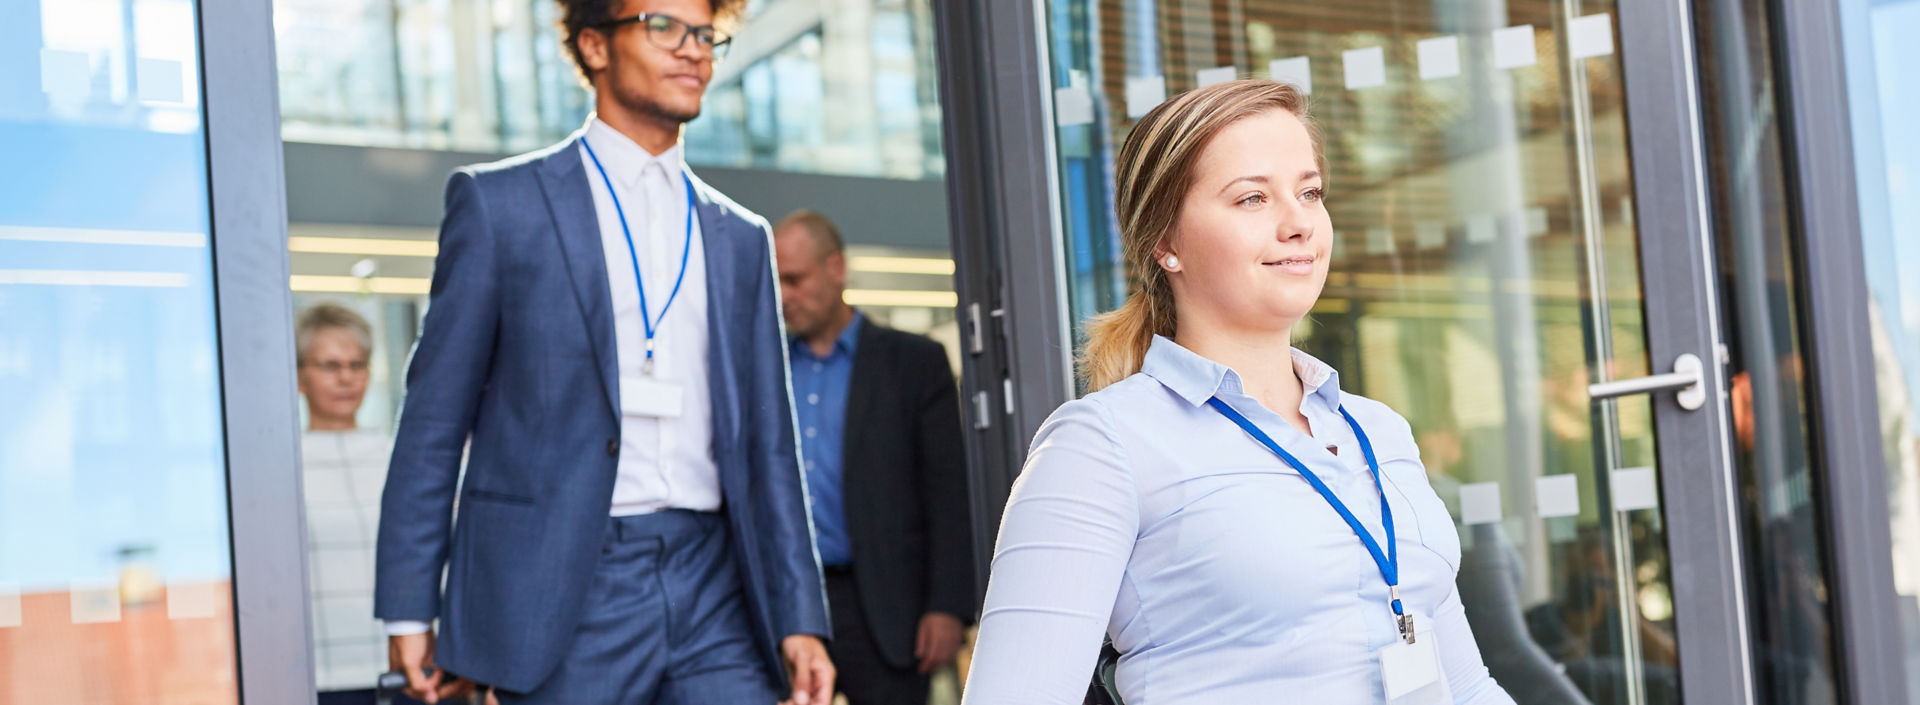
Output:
[0, 0, 238, 702]
[273, 0, 946, 178]
[1838, 0, 1920, 700]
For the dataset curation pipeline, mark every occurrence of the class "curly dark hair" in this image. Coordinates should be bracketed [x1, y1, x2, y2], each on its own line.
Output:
[556, 0, 746, 86]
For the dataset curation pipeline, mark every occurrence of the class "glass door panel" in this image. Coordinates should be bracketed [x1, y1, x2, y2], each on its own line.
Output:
[0, 0, 239, 703]
[1038, 0, 1720, 702]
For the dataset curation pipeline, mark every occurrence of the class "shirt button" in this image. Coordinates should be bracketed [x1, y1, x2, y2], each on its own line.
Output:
[806, 460, 816, 471]
[607, 439, 619, 457]
[805, 427, 817, 438]
[808, 393, 820, 405]
[812, 362, 822, 371]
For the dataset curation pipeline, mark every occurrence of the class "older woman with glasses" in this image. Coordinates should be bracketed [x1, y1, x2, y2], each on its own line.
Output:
[296, 302, 412, 705]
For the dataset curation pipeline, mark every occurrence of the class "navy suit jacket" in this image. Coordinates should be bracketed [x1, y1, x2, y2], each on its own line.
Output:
[373, 130, 830, 693]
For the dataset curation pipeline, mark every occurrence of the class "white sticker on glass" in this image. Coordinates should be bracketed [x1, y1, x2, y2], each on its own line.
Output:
[166, 580, 219, 620]
[1536, 474, 1581, 518]
[1612, 467, 1660, 511]
[1458, 482, 1503, 526]
[1125, 75, 1166, 119]
[70, 581, 121, 624]
[0, 582, 19, 628]
[1493, 25, 1538, 69]
[1569, 14, 1616, 59]
[39, 49, 90, 101]
[137, 58, 185, 104]
[1417, 36, 1461, 80]
[1054, 86, 1094, 127]
[1466, 214, 1498, 244]
[1414, 222, 1447, 249]
[1343, 47, 1386, 90]
[1269, 56, 1312, 94]
[1366, 227, 1395, 255]
[1197, 65, 1238, 87]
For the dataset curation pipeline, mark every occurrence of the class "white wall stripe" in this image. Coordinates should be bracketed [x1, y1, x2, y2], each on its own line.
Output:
[0, 225, 207, 248]
[0, 270, 193, 288]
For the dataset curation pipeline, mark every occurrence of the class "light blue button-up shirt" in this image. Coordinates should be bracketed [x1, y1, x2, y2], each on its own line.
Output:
[964, 336, 1514, 705]
[790, 313, 862, 566]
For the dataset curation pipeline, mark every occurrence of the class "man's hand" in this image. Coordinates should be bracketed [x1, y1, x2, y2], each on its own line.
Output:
[778, 634, 835, 705]
[914, 612, 966, 674]
[390, 631, 478, 704]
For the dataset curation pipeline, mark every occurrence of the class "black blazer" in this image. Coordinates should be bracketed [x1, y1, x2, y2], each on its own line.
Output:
[840, 319, 977, 669]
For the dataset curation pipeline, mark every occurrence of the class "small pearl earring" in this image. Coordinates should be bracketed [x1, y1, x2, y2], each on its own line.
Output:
[1164, 255, 1180, 271]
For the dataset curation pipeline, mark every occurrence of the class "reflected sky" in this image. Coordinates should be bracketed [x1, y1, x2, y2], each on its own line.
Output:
[0, 0, 231, 592]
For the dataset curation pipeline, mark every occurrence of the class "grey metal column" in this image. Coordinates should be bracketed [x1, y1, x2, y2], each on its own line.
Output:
[931, 0, 1073, 598]
[1616, 0, 1755, 701]
[200, 0, 314, 701]
[1772, 0, 1908, 701]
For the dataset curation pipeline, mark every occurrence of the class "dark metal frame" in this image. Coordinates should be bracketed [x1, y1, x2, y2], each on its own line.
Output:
[1770, 0, 1908, 702]
[1615, 0, 1758, 700]
[931, 0, 1073, 596]
[201, 0, 313, 700]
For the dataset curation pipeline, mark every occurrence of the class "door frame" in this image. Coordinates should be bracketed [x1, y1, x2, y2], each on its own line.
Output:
[1772, 0, 1908, 701]
[201, 0, 314, 700]
[930, 0, 1074, 596]
[1614, 0, 1756, 700]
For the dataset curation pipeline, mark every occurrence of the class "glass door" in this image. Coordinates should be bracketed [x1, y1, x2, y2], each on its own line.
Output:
[1025, 0, 1752, 702]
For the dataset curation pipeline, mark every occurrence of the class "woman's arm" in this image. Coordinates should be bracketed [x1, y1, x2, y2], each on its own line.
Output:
[962, 399, 1139, 705]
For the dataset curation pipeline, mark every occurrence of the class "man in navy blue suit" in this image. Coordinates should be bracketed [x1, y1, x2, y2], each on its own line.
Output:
[373, 1, 834, 703]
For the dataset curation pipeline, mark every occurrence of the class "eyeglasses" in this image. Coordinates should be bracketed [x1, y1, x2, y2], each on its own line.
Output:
[596, 13, 732, 60]
[304, 360, 370, 375]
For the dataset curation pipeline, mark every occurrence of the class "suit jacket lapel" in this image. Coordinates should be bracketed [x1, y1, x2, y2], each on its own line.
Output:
[534, 133, 620, 418]
[842, 319, 883, 477]
[691, 172, 742, 448]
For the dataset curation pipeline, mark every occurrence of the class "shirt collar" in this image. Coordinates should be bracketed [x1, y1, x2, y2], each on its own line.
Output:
[791, 310, 864, 360]
[1139, 335, 1343, 409]
[584, 115, 685, 190]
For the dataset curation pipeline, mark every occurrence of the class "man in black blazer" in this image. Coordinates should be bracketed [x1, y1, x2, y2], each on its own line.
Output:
[772, 210, 975, 705]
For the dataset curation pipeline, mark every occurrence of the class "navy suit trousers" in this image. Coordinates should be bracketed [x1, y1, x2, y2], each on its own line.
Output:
[494, 510, 781, 705]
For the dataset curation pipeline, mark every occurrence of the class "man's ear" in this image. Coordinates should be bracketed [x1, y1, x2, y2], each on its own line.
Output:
[579, 27, 612, 77]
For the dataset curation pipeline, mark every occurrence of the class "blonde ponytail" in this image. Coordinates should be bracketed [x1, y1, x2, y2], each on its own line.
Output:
[1079, 277, 1174, 392]
[1075, 79, 1318, 391]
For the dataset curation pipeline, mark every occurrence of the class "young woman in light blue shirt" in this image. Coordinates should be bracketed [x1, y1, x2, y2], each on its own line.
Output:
[961, 80, 1516, 705]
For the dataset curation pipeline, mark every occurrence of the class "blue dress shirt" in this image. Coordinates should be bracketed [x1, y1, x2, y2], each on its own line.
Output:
[963, 336, 1515, 705]
[790, 313, 862, 567]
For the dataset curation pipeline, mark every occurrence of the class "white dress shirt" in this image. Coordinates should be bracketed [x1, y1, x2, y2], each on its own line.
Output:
[384, 120, 721, 638]
[581, 117, 721, 516]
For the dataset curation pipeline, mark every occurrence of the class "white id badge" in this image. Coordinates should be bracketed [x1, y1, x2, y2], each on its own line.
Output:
[620, 375, 685, 418]
[1380, 613, 1450, 705]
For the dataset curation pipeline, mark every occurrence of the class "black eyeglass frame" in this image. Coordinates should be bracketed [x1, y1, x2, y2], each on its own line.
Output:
[594, 12, 732, 59]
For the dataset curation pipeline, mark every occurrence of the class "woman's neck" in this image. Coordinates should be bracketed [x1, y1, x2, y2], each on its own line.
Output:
[1173, 320, 1309, 431]
[307, 414, 357, 432]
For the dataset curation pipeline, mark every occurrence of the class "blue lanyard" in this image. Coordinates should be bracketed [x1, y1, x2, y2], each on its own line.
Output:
[581, 138, 695, 375]
[1206, 397, 1415, 641]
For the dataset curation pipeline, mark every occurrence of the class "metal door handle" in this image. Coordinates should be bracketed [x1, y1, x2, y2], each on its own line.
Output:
[1588, 353, 1706, 411]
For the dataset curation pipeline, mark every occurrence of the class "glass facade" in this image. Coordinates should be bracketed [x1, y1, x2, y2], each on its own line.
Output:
[1692, 1, 1844, 701]
[274, 0, 945, 179]
[1041, 1, 1685, 702]
[1840, 0, 1920, 701]
[0, 0, 240, 702]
